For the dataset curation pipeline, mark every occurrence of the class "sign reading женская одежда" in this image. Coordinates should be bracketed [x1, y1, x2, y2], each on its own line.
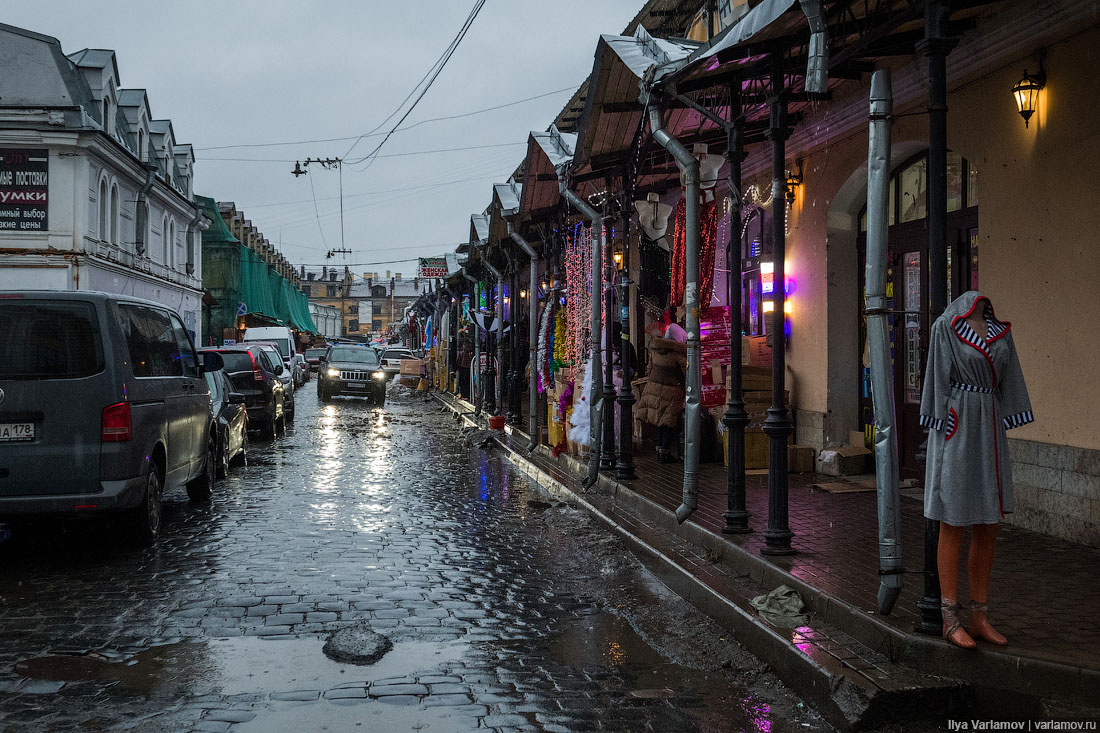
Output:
[0, 148, 49, 232]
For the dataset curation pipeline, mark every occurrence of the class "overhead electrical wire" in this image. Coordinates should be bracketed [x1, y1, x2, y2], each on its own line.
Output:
[200, 141, 526, 163]
[345, 0, 487, 170]
[191, 86, 574, 153]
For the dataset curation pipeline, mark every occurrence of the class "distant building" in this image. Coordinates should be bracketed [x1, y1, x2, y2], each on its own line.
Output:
[0, 23, 203, 339]
[300, 268, 432, 339]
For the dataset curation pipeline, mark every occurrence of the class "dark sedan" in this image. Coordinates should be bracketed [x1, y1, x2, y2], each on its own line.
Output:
[200, 346, 286, 438]
[304, 347, 328, 372]
[204, 367, 248, 478]
[317, 346, 386, 405]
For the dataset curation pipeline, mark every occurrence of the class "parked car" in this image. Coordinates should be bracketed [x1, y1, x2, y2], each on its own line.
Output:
[252, 342, 295, 422]
[293, 353, 309, 385]
[378, 347, 417, 378]
[304, 347, 328, 372]
[0, 291, 222, 546]
[317, 345, 387, 405]
[204, 366, 248, 478]
[200, 345, 286, 438]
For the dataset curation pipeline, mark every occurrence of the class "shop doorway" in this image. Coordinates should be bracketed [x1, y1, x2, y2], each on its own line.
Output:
[857, 151, 979, 479]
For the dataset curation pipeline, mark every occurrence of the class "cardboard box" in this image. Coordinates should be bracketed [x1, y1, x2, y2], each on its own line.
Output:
[789, 444, 816, 474]
[723, 429, 790, 470]
[400, 358, 425, 376]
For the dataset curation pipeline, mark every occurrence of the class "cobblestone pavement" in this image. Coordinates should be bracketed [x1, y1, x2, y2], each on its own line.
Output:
[0, 385, 829, 732]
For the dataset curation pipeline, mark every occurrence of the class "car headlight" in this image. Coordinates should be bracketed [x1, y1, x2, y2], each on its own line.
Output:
[372, 371, 386, 380]
[326, 368, 340, 378]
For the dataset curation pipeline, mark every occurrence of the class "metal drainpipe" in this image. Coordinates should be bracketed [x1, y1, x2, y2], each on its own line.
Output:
[866, 69, 904, 615]
[799, 0, 829, 94]
[648, 105, 702, 524]
[185, 205, 207, 277]
[134, 162, 157, 257]
[482, 258, 504, 416]
[559, 188, 604, 488]
[509, 226, 540, 450]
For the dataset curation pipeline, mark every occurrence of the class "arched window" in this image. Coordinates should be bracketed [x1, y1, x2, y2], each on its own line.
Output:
[98, 177, 109, 242]
[169, 219, 177, 268]
[137, 129, 145, 161]
[109, 181, 120, 245]
[102, 98, 110, 131]
[162, 214, 170, 264]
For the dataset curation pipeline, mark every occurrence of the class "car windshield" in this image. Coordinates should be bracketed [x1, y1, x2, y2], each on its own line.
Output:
[328, 347, 379, 366]
[216, 351, 254, 373]
[306, 348, 327, 358]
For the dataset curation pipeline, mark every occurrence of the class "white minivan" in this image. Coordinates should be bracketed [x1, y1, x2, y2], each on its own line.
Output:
[241, 327, 296, 368]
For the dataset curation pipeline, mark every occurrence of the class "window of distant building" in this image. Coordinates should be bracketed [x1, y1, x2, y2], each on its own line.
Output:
[161, 214, 170, 264]
[326, 285, 337, 297]
[349, 305, 358, 315]
[137, 129, 145, 161]
[301, 285, 311, 297]
[98, 176, 109, 242]
[348, 320, 359, 332]
[109, 181, 120, 245]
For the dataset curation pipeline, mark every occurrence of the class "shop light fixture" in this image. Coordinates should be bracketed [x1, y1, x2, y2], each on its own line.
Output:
[613, 250, 624, 270]
[1013, 62, 1045, 128]
[784, 159, 804, 201]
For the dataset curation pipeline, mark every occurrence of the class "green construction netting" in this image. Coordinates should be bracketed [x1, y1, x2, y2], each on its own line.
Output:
[198, 195, 317, 342]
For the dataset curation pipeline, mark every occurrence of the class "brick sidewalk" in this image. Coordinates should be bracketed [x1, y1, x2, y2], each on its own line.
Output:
[621, 450, 1100, 673]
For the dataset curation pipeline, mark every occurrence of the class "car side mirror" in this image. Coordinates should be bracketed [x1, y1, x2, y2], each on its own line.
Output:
[227, 392, 245, 405]
[200, 351, 224, 372]
[318, 355, 327, 363]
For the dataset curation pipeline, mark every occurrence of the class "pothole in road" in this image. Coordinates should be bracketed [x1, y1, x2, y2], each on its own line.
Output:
[14, 636, 470, 697]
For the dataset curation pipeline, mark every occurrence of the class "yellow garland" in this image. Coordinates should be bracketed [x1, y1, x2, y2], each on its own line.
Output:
[552, 309, 569, 367]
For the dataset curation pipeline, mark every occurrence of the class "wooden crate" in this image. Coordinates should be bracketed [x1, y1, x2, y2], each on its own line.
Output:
[723, 429, 792, 470]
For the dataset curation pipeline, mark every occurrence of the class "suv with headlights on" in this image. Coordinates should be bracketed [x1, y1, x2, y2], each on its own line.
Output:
[317, 345, 386, 405]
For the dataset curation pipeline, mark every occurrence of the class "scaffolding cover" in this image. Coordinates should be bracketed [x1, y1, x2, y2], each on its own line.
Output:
[199, 195, 317, 337]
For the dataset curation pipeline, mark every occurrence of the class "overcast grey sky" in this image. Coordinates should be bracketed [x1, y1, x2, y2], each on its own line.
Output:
[5, 0, 640, 276]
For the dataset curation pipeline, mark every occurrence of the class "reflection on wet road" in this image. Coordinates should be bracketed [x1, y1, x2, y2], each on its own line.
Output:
[0, 386, 825, 731]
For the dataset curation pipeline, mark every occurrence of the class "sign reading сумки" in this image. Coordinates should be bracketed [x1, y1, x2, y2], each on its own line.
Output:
[0, 149, 48, 232]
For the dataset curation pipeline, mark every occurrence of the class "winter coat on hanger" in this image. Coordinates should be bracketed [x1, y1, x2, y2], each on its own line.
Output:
[636, 336, 687, 429]
[919, 291, 1034, 526]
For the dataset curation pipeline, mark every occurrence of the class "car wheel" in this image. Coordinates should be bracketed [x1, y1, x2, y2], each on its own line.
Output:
[233, 429, 249, 467]
[286, 399, 295, 423]
[262, 402, 278, 438]
[187, 434, 216, 502]
[131, 463, 163, 547]
[318, 386, 330, 402]
[215, 433, 230, 479]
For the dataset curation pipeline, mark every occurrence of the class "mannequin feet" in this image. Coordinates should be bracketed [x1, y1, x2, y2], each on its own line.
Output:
[968, 603, 1008, 645]
[942, 598, 977, 649]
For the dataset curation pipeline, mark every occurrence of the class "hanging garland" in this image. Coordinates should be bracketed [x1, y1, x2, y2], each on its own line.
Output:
[536, 299, 554, 393]
[564, 222, 592, 364]
[552, 308, 569, 369]
[669, 196, 720, 309]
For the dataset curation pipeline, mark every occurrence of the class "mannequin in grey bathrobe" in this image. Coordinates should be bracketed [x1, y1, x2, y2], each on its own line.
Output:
[920, 291, 1033, 649]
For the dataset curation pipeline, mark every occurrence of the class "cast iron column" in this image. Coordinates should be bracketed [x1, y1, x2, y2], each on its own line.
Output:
[601, 200, 618, 470]
[616, 191, 636, 480]
[474, 281, 483, 415]
[914, 0, 955, 636]
[722, 82, 751, 534]
[484, 279, 497, 416]
[761, 57, 795, 556]
[509, 256, 523, 423]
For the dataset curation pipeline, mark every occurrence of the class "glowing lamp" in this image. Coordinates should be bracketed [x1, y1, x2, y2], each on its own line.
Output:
[762, 300, 793, 314]
[1013, 67, 1045, 128]
[613, 250, 623, 270]
[520, 289, 527, 299]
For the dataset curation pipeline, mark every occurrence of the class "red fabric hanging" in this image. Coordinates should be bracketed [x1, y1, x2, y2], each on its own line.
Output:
[670, 195, 720, 309]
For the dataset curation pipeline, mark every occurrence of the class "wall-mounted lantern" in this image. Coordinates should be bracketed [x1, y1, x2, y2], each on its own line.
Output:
[784, 159, 804, 202]
[1013, 64, 1045, 128]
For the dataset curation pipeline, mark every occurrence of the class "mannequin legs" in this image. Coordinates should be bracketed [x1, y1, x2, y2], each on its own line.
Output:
[938, 521, 1006, 648]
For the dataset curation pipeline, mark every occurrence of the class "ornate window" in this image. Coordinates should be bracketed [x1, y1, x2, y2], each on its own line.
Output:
[98, 177, 109, 241]
[109, 181, 120, 245]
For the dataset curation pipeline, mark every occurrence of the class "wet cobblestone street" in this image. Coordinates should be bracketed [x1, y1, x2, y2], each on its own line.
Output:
[0, 385, 827, 732]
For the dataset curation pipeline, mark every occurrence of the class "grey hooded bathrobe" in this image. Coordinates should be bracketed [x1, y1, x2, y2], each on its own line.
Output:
[920, 291, 1034, 526]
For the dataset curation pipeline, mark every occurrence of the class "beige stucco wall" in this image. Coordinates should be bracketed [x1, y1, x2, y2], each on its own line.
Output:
[744, 23, 1100, 454]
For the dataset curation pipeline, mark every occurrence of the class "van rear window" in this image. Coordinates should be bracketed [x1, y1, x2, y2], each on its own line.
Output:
[218, 352, 255, 373]
[0, 301, 104, 380]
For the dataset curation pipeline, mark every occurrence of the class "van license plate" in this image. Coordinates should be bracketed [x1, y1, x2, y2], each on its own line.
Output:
[0, 423, 34, 441]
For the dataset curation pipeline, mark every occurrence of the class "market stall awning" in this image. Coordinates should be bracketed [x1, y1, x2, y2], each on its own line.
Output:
[518, 126, 577, 221]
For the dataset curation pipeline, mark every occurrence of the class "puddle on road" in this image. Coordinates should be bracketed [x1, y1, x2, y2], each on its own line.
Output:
[543, 612, 808, 733]
[14, 636, 469, 697]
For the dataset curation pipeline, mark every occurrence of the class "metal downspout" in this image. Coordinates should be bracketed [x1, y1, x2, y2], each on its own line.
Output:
[799, 0, 829, 94]
[134, 162, 157, 256]
[482, 258, 504, 416]
[648, 105, 702, 523]
[866, 70, 904, 615]
[560, 189, 604, 488]
[509, 227, 540, 450]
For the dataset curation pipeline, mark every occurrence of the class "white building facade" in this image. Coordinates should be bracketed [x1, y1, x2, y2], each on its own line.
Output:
[0, 24, 204, 340]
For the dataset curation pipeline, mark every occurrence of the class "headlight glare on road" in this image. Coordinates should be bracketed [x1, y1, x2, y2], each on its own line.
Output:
[372, 371, 386, 380]
[326, 368, 340, 378]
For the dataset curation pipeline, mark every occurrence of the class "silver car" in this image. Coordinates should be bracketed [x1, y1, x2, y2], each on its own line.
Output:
[252, 342, 296, 422]
[0, 291, 223, 545]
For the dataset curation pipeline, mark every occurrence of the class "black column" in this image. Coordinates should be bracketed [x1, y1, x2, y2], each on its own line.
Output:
[723, 79, 751, 534]
[484, 280, 497, 416]
[761, 56, 795, 556]
[617, 191, 636, 480]
[914, 0, 955, 636]
[601, 204, 617, 470]
[509, 259, 523, 423]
